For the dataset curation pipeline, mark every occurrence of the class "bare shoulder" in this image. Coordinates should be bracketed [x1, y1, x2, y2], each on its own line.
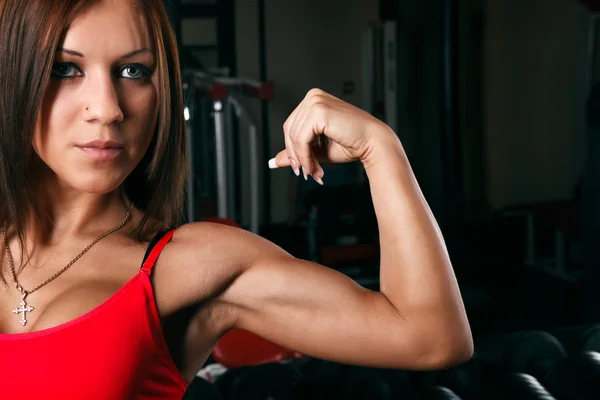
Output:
[150, 221, 288, 319]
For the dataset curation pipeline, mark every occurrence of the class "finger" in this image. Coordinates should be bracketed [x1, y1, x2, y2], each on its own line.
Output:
[287, 99, 312, 175]
[304, 136, 325, 183]
[284, 134, 301, 176]
[308, 152, 324, 185]
[284, 91, 322, 177]
[268, 145, 325, 185]
[268, 149, 292, 169]
[283, 110, 302, 176]
[293, 115, 323, 182]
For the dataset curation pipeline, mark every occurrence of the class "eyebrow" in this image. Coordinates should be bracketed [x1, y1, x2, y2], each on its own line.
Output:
[56, 47, 154, 61]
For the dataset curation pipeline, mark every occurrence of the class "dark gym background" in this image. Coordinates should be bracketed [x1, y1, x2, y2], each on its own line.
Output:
[169, 0, 600, 398]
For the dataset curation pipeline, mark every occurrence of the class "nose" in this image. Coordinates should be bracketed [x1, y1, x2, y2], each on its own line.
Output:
[82, 74, 124, 125]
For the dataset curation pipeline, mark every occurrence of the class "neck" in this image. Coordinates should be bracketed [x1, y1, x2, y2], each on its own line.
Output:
[24, 162, 132, 245]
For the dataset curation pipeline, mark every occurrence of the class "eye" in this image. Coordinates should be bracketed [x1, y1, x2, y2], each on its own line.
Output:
[51, 62, 82, 78]
[120, 64, 152, 80]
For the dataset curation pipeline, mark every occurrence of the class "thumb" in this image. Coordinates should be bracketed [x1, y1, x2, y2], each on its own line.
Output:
[268, 149, 292, 169]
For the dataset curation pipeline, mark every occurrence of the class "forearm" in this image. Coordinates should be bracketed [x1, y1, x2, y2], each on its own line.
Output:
[363, 126, 472, 353]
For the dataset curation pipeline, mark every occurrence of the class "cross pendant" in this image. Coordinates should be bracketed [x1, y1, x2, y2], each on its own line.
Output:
[12, 295, 34, 326]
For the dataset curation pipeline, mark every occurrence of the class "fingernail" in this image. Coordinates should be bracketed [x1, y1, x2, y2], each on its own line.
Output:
[313, 175, 324, 185]
[302, 167, 308, 181]
[289, 158, 300, 176]
[268, 158, 278, 169]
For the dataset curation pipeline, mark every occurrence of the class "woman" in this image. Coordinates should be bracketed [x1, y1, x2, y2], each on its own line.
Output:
[0, 0, 473, 398]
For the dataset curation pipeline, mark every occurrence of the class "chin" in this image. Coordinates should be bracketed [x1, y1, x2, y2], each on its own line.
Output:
[63, 170, 128, 195]
[72, 180, 124, 195]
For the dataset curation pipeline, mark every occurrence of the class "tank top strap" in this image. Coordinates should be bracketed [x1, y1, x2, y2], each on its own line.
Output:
[140, 229, 176, 276]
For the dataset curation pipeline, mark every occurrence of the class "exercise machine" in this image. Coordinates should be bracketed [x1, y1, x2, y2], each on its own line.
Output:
[183, 69, 274, 234]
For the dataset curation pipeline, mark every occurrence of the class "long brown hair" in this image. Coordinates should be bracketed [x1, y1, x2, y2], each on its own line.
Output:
[0, 0, 187, 278]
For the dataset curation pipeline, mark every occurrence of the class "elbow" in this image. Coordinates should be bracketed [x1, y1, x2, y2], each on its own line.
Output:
[425, 332, 474, 370]
[421, 310, 475, 369]
[408, 320, 473, 370]
[436, 339, 474, 369]
[388, 332, 474, 371]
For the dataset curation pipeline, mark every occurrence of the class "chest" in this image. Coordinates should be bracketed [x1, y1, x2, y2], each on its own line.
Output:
[0, 275, 187, 399]
[0, 240, 147, 335]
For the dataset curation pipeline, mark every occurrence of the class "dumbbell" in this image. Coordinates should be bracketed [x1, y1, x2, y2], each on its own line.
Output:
[214, 363, 304, 400]
[475, 330, 567, 372]
[484, 331, 597, 400]
[475, 330, 597, 399]
[213, 367, 249, 399]
[416, 385, 462, 400]
[549, 324, 600, 354]
[522, 355, 596, 400]
[434, 353, 504, 400]
[337, 365, 414, 400]
[184, 376, 223, 400]
[562, 351, 600, 390]
[493, 372, 555, 400]
[288, 358, 346, 399]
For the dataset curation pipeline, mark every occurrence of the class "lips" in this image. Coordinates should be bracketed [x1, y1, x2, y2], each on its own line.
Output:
[75, 140, 124, 161]
[77, 140, 124, 149]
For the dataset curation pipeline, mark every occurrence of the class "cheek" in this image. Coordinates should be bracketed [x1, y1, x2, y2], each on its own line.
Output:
[121, 82, 159, 151]
[33, 84, 78, 157]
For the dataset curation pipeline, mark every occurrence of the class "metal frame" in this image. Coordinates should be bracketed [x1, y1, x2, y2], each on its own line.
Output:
[172, 0, 272, 232]
[185, 70, 273, 233]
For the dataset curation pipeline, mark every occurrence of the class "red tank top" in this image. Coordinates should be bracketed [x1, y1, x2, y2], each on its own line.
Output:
[0, 229, 188, 399]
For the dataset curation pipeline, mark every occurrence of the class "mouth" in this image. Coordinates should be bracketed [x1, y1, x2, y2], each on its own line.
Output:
[78, 140, 124, 149]
[75, 141, 124, 161]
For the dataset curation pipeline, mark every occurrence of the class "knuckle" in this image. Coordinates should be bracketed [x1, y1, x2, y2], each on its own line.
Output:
[288, 129, 297, 141]
[313, 101, 328, 110]
[312, 102, 329, 117]
[306, 88, 324, 98]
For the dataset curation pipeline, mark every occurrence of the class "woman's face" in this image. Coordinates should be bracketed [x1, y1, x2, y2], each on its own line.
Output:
[32, 0, 159, 194]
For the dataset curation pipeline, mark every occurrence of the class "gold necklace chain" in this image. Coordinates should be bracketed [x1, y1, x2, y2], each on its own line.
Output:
[3, 203, 133, 326]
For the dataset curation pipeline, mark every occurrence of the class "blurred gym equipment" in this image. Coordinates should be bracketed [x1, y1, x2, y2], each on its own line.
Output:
[183, 69, 274, 233]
